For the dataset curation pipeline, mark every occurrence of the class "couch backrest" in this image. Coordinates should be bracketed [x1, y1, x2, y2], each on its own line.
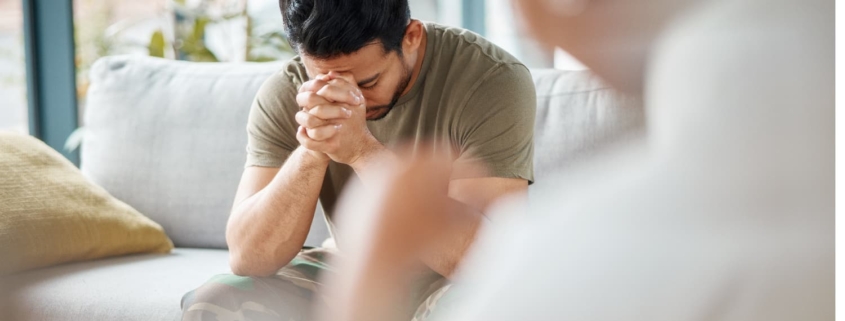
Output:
[82, 56, 642, 249]
[82, 56, 293, 249]
[530, 69, 644, 180]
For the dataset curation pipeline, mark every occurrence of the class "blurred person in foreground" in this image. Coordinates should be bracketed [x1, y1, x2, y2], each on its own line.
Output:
[182, 0, 537, 319]
[318, 0, 833, 320]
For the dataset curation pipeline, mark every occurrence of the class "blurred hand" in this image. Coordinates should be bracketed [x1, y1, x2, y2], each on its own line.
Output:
[295, 72, 383, 166]
[318, 147, 455, 321]
[331, 144, 456, 261]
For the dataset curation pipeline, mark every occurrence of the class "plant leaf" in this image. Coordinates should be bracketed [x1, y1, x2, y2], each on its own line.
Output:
[148, 30, 166, 58]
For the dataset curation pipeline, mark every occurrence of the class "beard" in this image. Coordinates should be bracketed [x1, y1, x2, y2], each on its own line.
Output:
[366, 62, 413, 121]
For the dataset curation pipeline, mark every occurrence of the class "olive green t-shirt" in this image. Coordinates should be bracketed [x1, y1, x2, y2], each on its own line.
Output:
[245, 22, 536, 219]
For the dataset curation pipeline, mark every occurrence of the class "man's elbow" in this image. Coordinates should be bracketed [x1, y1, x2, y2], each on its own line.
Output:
[225, 220, 278, 276]
[227, 239, 302, 277]
[225, 218, 302, 277]
[229, 251, 280, 277]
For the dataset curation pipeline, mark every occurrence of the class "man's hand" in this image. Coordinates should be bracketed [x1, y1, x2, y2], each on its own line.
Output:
[295, 72, 384, 166]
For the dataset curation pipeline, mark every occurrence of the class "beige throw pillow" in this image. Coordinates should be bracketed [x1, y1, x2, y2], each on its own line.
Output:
[0, 132, 173, 275]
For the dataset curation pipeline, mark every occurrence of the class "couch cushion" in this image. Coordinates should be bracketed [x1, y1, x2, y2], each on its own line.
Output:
[81, 56, 330, 249]
[0, 133, 172, 275]
[0, 248, 229, 321]
[529, 69, 644, 181]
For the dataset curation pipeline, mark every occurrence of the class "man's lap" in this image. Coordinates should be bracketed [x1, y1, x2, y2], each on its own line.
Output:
[182, 248, 451, 321]
[181, 248, 329, 320]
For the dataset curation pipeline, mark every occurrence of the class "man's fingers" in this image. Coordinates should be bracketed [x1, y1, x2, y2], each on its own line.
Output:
[304, 73, 363, 106]
[298, 78, 329, 93]
[296, 91, 332, 111]
[307, 124, 342, 141]
[295, 111, 329, 128]
[326, 71, 357, 85]
[316, 79, 363, 106]
[309, 105, 352, 120]
[297, 126, 336, 151]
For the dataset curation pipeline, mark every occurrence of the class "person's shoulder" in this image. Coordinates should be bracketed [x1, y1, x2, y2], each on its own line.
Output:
[486, 62, 533, 84]
[260, 56, 308, 90]
[471, 62, 534, 105]
[251, 56, 308, 113]
[427, 22, 523, 67]
[425, 22, 533, 101]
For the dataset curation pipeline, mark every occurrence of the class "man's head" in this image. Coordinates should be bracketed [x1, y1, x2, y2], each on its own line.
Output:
[280, 0, 424, 120]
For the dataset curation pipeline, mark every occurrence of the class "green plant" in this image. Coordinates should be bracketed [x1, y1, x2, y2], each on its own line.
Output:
[146, 0, 294, 63]
[68, 0, 295, 153]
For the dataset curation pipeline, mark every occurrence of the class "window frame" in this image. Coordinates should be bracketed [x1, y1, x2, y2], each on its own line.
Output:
[22, 0, 80, 165]
[462, 0, 486, 36]
[20, 0, 486, 167]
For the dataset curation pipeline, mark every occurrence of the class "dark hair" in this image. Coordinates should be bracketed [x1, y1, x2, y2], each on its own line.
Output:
[280, 0, 411, 59]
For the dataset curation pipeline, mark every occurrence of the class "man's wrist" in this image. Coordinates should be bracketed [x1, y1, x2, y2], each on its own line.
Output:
[299, 146, 331, 165]
[349, 138, 390, 173]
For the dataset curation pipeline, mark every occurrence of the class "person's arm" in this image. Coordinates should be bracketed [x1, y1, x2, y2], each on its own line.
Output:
[226, 69, 346, 277]
[317, 155, 471, 321]
[226, 147, 329, 277]
[431, 177, 527, 274]
[349, 146, 527, 277]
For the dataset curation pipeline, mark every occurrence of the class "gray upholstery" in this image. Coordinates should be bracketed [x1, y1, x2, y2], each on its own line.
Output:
[5, 56, 643, 321]
[1, 249, 229, 320]
[530, 69, 644, 180]
[81, 56, 330, 249]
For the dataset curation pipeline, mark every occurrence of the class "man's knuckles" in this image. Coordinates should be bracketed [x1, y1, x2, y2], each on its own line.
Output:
[297, 126, 341, 153]
[306, 125, 340, 141]
[295, 111, 328, 128]
[298, 78, 328, 93]
[316, 84, 361, 106]
[309, 105, 352, 120]
[296, 91, 332, 110]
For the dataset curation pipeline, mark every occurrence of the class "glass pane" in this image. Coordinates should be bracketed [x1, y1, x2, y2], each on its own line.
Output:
[0, 0, 29, 134]
[485, 0, 554, 68]
[69, 0, 577, 119]
[417, 0, 560, 69]
[73, 0, 297, 116]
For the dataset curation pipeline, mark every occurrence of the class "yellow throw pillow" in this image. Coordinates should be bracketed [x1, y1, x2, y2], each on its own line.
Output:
[0, 132, 173, 275]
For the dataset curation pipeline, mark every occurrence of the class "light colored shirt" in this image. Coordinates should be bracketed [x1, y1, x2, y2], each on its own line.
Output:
[438, 0, 833, 320]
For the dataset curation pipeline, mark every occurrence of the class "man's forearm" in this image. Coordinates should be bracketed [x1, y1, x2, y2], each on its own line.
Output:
[227, 147, 329, 276]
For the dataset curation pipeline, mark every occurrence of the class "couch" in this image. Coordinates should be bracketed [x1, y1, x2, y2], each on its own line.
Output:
[0, 55, 643, 320]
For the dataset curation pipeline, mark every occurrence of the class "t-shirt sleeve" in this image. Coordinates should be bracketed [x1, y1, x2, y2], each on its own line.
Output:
[244, 71, 302, 167]
[453, 63, 536, 183]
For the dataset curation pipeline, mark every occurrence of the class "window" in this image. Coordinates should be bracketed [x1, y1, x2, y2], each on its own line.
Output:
[70, 0, 580, 115]
[0, 0, 29, 133]
[485, 0, 553, 68]
[12, 0, 580, 164]
[73, 0, 297, 115]
[413, 0, 584, 70]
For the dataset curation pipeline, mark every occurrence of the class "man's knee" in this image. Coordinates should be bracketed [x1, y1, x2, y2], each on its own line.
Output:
[181, 274, 313, 321]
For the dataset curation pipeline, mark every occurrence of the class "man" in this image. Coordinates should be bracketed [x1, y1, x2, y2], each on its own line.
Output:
[318, 0, 833, 320]
[182, 0, 536, 319]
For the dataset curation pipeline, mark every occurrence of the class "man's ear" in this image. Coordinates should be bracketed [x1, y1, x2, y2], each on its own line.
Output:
[402, 20, 424, 53]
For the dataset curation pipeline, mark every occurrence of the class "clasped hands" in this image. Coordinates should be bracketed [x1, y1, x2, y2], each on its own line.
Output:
[295, 71, 382, 166]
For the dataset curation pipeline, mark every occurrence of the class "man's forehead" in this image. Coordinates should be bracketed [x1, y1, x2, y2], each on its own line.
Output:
[302, 44, 389, 76]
